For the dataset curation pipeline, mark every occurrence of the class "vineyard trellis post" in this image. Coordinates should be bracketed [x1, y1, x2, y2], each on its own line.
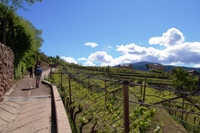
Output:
[60, 73, 63, 90]
[50, 67, 52, 79]
[140, 85, 143, 99]
[68, 75, 72, 105]
[123, 80, 129, 133]
[52, 71, 55, 81]
[53, 73, 55, 81]
[181, 98, 184, 120]
[105, 80, 107, 103]
[143, 76, 147, 102]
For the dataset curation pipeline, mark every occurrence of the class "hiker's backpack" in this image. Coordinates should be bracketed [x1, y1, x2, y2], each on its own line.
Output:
[35, 68, 42, 76]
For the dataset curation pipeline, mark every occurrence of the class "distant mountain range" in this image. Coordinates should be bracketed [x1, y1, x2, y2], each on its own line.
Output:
[116, 61, 200, 72]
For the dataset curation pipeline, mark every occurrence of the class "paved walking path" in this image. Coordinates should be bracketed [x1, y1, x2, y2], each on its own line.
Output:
[0, 69, 54, 133]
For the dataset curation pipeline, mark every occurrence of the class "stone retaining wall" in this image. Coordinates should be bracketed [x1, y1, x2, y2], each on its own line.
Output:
[0, 43, 14, 97]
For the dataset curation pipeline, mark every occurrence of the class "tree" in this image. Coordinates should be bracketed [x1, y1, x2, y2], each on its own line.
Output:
[0, 3, 43, 78]
[171, 67, 197, 92]
[0, 0, 42, 8]
[0, 4, 43, 66]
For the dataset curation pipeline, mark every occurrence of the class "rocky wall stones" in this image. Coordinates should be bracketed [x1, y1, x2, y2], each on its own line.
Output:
[0, 43, 14, 97]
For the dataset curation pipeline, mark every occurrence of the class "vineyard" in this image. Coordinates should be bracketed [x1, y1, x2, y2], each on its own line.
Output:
[48, 64, 200, 133]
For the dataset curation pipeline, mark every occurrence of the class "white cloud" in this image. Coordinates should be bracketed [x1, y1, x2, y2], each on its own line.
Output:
[88, 51, 113, 63]
[111, 27, 200, 66]
[61, 56, 77, 64]
[149, 28, 185, 47]
[116, 43, 165, 61]
[116, 43, 147, 54]
[83, 60, 96, 66]
[78, 57, 87, 61]
[113, 40, 200, 66]
[84, 42, 98, 47]
[100, 54, 140, 66]
[108, 46, 112, 48]
[193, 64, 200, 68]
[61, 28, 200, 67]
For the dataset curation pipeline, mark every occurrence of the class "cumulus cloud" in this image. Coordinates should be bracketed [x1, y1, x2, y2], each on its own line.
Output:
[113, 28, 200, 67]
[83, 60, 96, 66]
[149, 28, 185, 47]
[61, 28, 200, 67]
[193, 64, 200, 68]
[161, 42, 200, 64]
[84, 42, 98, 47]
[83, 27, 200, 66]
[116, 43, 147, 55]
[116, 43, 166, 61]
[61, 56, 77, 64]
[88, 51, 113, 63]
[78, 57, 87, 61]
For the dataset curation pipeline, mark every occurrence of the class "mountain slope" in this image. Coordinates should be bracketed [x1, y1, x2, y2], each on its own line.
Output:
[116, 61, 200, 72]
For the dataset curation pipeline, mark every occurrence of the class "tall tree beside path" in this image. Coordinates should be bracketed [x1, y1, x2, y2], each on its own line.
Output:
[0, 3, 43, 78]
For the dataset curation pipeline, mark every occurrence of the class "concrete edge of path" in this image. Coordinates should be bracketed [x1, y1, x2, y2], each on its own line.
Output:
[42, 80, 72, 133]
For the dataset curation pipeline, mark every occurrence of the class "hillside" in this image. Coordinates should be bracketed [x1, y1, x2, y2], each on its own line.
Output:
[45, 62, 200, 132]
[117, 61, 200, 72]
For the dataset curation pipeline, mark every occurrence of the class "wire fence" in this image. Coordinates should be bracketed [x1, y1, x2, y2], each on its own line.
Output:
[50, 68, 200, 133]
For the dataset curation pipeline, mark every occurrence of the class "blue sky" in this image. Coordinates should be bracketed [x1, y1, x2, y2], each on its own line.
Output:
[17, 0, 200, 67]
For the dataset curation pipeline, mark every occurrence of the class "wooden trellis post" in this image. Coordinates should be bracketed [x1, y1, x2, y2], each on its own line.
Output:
[181, 98, 185, 120]
[105, 80, 107, 103]
[69, 75, 72, 105]
[50, 67, 52, 79]
[52, 71, 54, 81]
[143, 76, 147, 102]
[140, 85, 143, 99]
[60, 73, 63, 90]
[123, 80, 129, 133]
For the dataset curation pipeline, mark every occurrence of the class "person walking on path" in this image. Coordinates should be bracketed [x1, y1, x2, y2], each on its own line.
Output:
[29, 66, 33, 78]
[34, 64, 43, 88]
